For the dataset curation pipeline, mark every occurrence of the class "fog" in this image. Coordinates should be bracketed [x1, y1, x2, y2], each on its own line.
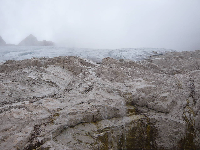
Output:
[0, 0, 200, 51]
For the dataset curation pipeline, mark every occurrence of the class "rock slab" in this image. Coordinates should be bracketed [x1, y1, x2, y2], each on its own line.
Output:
[0, 50, 200, 149]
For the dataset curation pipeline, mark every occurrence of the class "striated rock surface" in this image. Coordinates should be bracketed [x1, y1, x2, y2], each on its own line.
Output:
[18, 34, 54, 46]
[0, 50, 200, 149]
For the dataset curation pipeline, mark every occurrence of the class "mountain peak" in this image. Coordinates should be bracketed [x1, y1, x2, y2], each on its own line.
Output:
[28, 34, 35, 38]
[18, 34, 38, 46]
[0, 36, 6, 46]
[26, 34, 37, 40]
[18, 34, 54, 46]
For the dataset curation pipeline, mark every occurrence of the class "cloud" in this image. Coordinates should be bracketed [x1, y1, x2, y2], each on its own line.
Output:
[0, 0, 200, 51]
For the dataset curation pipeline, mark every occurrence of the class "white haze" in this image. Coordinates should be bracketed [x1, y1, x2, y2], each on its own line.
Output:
[0, 0, 200, 51]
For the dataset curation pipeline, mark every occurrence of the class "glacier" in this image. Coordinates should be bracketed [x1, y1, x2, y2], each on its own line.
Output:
[0, 46, 176, 63]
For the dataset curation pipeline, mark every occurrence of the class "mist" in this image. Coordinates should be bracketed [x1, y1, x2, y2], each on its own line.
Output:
[0, 0, 200, 51]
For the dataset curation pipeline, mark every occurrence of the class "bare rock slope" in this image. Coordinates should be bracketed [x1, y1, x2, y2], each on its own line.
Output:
[0, 50, 200, 149]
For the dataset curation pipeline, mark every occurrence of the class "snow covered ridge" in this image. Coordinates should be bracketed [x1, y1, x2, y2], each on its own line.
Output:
[0, 46, 176, 63]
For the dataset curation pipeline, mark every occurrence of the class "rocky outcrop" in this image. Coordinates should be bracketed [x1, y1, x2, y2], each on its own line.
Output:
[0, 50, 200, 149]
[18, 34, 54, 46]
[39, 40, 54, 46]
[0, 36, 6, 46]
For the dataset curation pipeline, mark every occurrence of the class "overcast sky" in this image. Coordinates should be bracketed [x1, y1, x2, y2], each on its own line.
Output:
[0, 0, 200, 51]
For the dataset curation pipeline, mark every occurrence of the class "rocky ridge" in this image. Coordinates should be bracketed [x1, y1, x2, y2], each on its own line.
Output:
[0, 50, 200, 149]
[18, 34, 54, 46]
[0, 36, 6, 46]
[0, 35, 54, 46]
